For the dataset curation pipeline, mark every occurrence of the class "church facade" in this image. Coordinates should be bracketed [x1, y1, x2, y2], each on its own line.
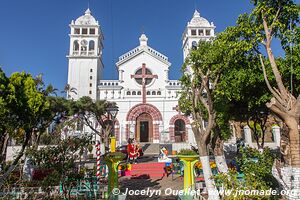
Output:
[67, 9, 215, 146]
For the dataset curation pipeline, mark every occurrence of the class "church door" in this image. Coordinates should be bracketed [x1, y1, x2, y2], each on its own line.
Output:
[174, 119, 186, 142]
[136, 113, 153, 142]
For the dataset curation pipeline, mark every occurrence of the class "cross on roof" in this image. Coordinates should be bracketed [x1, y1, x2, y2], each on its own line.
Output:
[131, 63, 158, 103]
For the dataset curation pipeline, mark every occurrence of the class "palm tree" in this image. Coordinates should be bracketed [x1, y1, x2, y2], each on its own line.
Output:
[44, 84, 58, 96]
[62, 84, 77, 99]
[35, 73, 45, 91]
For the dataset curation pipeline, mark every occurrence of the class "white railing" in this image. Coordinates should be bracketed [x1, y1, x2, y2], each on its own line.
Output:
[99, 80, 120, 87]
[147, 46, 168, 61]
[168, 80, 181, 86]
[119, 47, 140, 61]
[118, 45, 169, 63]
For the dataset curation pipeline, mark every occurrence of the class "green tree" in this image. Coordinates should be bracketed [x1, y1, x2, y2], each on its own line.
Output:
[179, 39, 233, 199]
[69, 96, 115, 148]
[0, 68, 9, 168]
[215, 147, 278, 200]
[62, 83, 77, 99]
[27, 136, 90, 199]
[214, 26, 274, 150]
[228, 0, 300, 197]
[179, 20, 277, 198]
[0, 71, 66, 188]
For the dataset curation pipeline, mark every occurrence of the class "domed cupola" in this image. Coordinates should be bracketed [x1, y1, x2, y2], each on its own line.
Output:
[189, 10, 212, 27]
[74, 8, 98, 26]
[182, 9, 216, 61]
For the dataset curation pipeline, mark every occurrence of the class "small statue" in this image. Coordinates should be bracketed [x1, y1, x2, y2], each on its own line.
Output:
[158, 146, 172, 163]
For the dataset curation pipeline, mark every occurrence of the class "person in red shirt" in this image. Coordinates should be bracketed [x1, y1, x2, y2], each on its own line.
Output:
[127, 138, 138, 164]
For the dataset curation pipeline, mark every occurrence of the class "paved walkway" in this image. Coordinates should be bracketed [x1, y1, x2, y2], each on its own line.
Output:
[119, 174, 184, 200]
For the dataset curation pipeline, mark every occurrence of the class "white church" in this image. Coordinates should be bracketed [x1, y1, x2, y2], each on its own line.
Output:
[4, 8, 282, 162]
[67, 8, 215, 147]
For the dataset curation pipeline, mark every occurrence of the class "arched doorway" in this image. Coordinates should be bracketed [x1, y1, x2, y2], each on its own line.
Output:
[136, 113, 153, 142]
[169, 114, 190, 142]
[126, 103, 163, 143]
[174, 119, 186, 142]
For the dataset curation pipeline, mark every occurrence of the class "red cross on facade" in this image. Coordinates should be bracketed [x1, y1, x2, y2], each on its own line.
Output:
[131, 63, 158, 103]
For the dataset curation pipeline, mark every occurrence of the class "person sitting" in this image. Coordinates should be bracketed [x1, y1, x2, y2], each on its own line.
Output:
[127, 138, 138, 164]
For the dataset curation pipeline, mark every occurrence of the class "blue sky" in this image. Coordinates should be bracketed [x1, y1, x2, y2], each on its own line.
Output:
[0, 0, 296, 92]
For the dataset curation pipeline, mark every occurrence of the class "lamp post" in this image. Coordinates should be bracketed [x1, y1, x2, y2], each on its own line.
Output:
[106, 104, 119, 152]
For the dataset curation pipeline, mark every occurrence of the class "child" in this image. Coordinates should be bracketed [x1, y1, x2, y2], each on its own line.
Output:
[127, 138, 138, 164]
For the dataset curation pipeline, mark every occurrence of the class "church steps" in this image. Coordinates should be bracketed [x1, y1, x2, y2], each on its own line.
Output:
[139, 143, 160, 155]
[129, 162, 166, 178]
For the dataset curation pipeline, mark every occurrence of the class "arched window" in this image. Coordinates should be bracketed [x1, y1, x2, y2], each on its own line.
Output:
[137, 91, 141, 95]
[192, 41, 197, 50]
[81, 40, 88, 52]
[89, 40, 95, 51]
[157, 91, 161, 95]
[174, 119, 186, 142]
[152, 91, 156, 95]
[147, 91, 150, 95]
[132, 91, 136, 95]
[127, 91, 131, 95]
[73, 40, 79, 51]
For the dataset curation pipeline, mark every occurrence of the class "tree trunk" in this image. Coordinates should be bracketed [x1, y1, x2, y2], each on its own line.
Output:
[0, 131, 30, 188]
[199, 155, 220, 200]
[0, 133, 9, 165]
[268, 109, 300, 199]
[198, 141, 220, 200]
[288, 123, 300, 167]
[212, 136, 228, 173]
[285, 120, 300, 199]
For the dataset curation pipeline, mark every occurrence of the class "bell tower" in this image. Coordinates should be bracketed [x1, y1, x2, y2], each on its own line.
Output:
[67, 9, 104, 100]
[182, 10, 215, 61]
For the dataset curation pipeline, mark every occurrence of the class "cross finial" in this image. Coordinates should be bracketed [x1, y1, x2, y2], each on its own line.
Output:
[139, 34, 148, 46]
[141, 26, 145, 34]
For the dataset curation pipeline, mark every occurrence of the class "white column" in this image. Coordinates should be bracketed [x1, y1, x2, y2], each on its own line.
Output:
[187, 125, 195, 144]
[119, 70, 124, 82]
[210, 24, 215, 36]
[272, 125, 281, 147]
[159, 124, 165, 142]
[104, 90, 108, 99]
[164, 69, 169, 82]
[129, 122, 135, 138]
[243, 125, 252, 147]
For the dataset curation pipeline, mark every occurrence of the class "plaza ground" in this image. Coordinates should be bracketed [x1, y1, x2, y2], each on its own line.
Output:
[120, 175, 183, 200]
